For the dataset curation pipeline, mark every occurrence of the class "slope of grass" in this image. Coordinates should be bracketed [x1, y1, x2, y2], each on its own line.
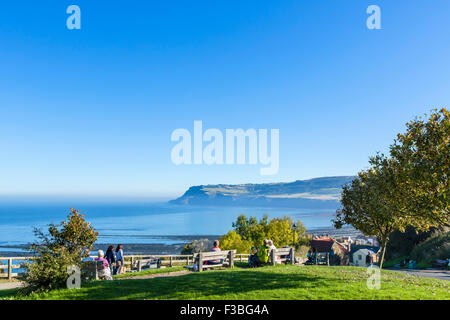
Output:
[410, 231, 450, 264]
[1, 265, 448, 300]
[113, 266, 185, 279]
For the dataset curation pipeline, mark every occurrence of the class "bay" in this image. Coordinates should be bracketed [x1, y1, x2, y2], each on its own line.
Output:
[0, 201, 336, 245]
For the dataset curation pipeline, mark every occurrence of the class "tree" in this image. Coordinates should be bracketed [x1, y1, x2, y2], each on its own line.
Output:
[228, 214, 307, 250]
[22, 208, 98, 293]
[333, 167, 402, 268]
[220, 231, 252, 253]
[266, 216, 306, 247]
[334, 108, 449, 268]
[388, 108, 449, 229]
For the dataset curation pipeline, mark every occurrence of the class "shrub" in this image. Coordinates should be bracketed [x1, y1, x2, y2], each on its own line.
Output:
[22, 208, 98, 293]
[410, 230, 450, 263]
[181, 239, 213, 254]
[385, 226, 436, 260]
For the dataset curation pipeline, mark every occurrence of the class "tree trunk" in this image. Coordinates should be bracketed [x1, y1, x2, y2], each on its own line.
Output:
[379, 239, 388, 269]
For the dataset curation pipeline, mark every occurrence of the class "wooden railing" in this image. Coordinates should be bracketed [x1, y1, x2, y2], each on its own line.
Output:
[0, 257, 32, 280]
[0, 253, 251, 280]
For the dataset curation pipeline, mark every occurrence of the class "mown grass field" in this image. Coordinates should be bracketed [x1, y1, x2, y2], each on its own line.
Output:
[0, 265, 448, 300]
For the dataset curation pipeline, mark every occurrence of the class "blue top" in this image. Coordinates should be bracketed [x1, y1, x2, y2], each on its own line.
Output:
[116, 249, 124, 261]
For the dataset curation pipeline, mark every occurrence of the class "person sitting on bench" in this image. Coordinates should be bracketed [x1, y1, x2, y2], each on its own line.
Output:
[206, 240, 223, 265]
[249, 239, 269, 267]
[95, 249, 112, 280]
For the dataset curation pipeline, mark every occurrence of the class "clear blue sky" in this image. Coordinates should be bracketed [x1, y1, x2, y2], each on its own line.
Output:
[0, 0, 449, 198]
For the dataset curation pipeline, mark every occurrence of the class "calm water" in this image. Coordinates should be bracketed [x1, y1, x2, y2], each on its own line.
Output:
[0, 201, 337, 245]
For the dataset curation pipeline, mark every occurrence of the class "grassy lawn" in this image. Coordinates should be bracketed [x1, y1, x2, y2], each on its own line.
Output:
[0, 265, 448, 300]
[113, 266, 185, 279]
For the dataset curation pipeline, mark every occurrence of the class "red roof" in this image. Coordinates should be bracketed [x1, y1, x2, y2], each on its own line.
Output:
[310, 237, 349, 254]
[310, 238, 334, 252]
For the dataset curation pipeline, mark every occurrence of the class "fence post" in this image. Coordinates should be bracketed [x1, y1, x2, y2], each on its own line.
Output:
[8, 258, 12, 280]
[290, 247, 295, 265]
[130, 257, 134, 271]
[327, 253, 330, 266]
[170, 256, 173, 267]
[271, 250, 276, 266]
[198, 253, 203, 272]
[228, 251, 235, 269]
[137, 260, 141, 272]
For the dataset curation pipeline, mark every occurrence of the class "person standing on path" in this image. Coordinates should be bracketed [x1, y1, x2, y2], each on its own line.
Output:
[115, 244, 125, 274]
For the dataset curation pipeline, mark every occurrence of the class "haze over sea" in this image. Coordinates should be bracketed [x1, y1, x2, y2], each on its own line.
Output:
[0, 200, 336, 246]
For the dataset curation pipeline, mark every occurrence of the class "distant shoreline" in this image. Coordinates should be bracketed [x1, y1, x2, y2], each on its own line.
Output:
[0, 227, 360, 257]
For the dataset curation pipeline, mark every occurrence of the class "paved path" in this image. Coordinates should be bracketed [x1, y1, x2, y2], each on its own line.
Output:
[389, 269, 450, 281]
[0, 281, 25, 290]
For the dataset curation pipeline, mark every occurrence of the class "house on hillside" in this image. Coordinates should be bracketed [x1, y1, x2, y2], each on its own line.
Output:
[351, 249, 378, 267]
[310, 236, 349, 266]
[351, 247, 379, 266]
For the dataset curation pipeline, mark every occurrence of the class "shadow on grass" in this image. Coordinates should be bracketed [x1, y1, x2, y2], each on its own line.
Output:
[47, 267, 335, 300]
[0, 288, 20, 299]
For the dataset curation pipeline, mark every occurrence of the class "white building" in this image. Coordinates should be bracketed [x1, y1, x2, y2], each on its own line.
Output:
[352, 248, 377, 267]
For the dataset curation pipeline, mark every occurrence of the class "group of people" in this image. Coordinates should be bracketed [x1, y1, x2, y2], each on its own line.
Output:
[83, 244, 125, 280]
[248, 239, 277, 267]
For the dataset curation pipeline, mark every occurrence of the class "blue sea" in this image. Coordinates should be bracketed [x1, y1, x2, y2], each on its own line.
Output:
[0, 201, 337, 246]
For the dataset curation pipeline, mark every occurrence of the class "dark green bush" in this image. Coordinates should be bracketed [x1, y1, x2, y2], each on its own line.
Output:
[22, 208, 98, 293]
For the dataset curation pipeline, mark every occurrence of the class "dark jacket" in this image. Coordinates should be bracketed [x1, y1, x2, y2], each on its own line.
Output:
[105, 249, 116, 264]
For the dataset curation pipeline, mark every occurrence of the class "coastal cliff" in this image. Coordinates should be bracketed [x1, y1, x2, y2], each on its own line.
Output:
[169, 176, 354, 208]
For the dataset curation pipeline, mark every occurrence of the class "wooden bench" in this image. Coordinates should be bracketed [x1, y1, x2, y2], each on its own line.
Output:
[81, 260, 112, 281]
[197, 250, 236, 272]
[270, 247, 295, 265]
[135, 257, 161, 271]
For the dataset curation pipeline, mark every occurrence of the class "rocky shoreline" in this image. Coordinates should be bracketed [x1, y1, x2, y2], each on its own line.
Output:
[0, 228, 359, 257]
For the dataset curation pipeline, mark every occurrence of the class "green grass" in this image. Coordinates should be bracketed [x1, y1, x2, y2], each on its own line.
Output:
[383, 256, 408, 269]
[113, 266, 185, 279]
[1, 265, 448, 300]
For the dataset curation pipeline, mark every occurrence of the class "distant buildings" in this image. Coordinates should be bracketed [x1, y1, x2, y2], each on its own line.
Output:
[309, 234, 380, 267]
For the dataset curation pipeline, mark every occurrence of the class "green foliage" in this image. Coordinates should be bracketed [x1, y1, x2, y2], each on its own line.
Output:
[181, 239, 213, 254]
[219, 231, 252, 254]
[385, 226, 436, 260]
[410, 230, 450, 263]
[334, 108, 450, 268]
[224, 214, 307, 251]
[389, 108, 449, 229]
[333, 166, 402, 267]
[22, 208, 98, 293]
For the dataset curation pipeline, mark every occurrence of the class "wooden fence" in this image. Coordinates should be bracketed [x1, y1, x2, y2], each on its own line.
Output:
[0, 254, 251, 280]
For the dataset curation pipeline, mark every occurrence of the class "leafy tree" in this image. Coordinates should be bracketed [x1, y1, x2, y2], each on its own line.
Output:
[266, 216, 306, 248]
[333, 167, 402, 268]
[334, 108, 450, 268]
[227, 214, 306, 250]
[388, 108, 449, 229]
[22, 208, 98, 293]
[220, 231, 252, 253]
